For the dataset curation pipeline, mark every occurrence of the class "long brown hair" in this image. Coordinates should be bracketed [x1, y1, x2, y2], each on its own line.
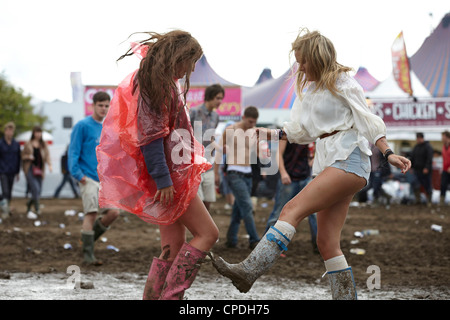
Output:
[291, 28, 352, 98]
[118, 30, 203, 114]
[30, 126, 49, 150]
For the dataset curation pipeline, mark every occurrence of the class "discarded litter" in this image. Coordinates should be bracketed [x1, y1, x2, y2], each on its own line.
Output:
[64, 209, 76, 216]
[100, 237, 107, 243]
[431, 224, 443, 233]
[59, 223, 66, 229]
[27, 211, 38, 220]
[63, 243, 72, 250]
[354, 229, 379, 238]
[362, 229, 379, 236]
[33, 220, 41, 227]
[350, 248, 366, 255]
[350, 240, 359, 245]
[106, 245, 119, 252]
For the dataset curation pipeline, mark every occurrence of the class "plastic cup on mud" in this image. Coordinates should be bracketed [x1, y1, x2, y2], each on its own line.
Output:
[350, 248, 366, 255]
[431, 224, 442, 232]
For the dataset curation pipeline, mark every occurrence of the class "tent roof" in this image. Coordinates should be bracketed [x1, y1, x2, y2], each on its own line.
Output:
[353, 67, 380, 92]
[411, 12, 450, 97]
[189, 55, 237, 87]
[16, 130, 54, 145]
[254, 68, 274, 85]
[366, 70, 431, 99]
[243, 68, 297, 109]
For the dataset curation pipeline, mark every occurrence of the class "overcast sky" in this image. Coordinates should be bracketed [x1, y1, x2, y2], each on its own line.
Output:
[0, 0, 448, 103]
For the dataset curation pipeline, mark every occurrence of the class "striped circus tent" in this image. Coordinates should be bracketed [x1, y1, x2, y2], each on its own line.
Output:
[243, 67, 297, 110]
[353, 66, 380, 92]
[411, 12, 450, 97]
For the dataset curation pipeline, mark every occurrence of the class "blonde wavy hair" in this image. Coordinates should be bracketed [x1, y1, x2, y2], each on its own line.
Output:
[291, 28, 352, 98]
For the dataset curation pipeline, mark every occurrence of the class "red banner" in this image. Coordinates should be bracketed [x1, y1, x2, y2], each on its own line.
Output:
[186, 87, 242, 121]
[391, 31, 413, 96]
[370, 99, 450, 127]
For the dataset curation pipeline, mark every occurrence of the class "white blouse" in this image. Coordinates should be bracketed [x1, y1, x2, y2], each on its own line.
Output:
[283, 72, 386, 177]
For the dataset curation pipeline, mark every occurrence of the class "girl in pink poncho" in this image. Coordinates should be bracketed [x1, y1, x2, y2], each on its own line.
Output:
[96, 30, 219, 300]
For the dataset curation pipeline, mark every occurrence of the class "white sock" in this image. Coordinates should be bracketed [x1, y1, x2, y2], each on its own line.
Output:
[324, 255, 348, 272]
[273, 220, 296, 240]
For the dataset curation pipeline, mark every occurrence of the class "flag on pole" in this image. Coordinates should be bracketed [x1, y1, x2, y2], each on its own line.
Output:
[391, 31, 413, 96]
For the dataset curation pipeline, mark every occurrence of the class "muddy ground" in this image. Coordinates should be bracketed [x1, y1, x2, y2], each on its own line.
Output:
[0, 196, 449, 301]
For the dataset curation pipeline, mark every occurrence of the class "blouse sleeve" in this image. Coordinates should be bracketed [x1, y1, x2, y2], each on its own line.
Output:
[338, 80, 386, 145]
[283, 97, 317, 144]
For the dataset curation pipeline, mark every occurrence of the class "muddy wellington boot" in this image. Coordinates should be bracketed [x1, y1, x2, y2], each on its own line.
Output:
[93, 218, 109, 241]
[327, 267, 357, 300]
[159, 242, 207, 300]
[81, 230, 102, 266]
[212, 220, 295, 293]
[143, 257, 173, 300]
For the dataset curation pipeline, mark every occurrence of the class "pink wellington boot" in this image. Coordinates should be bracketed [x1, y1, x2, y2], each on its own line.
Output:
[159, 242, 207, 300]
[143, 257, 173, 300]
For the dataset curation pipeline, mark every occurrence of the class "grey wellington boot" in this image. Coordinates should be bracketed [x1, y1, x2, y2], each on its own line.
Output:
[93, 218, 109, 242]
[327, 267, 357, 300]
[212, 226, 291, 293]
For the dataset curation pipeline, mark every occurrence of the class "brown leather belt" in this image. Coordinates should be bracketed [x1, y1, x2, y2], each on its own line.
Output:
[320, 130, 340, 139]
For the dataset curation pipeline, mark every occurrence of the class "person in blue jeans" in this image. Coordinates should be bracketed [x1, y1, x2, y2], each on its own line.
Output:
[266, 140, 318, 253]
[216, 106, 260, 249]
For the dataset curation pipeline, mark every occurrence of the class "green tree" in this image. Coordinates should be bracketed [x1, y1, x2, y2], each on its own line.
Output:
[0, 74, 47, 136]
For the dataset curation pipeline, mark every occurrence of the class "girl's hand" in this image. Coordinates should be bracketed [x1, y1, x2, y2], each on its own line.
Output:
[155, 186, 176, 206]
[388, 155, 411, 174]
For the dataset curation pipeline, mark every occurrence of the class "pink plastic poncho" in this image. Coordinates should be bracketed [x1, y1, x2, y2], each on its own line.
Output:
[96, 56, 211, 225]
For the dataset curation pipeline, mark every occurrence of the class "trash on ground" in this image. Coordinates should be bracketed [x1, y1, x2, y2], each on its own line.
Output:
[106, 245, 119, 252]
[350, 248, 366, 255]
[27, 211, 38, 219]
[431, 224, 443, 233]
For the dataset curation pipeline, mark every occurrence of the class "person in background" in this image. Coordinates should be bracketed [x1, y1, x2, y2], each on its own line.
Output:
[53, 146, 80, 198]
[69, 91, 119, 266]
[21, 126, 52, 217]
[215, 121, 235, 211]
[266, 140, 318, 253]
[190, 84, 224, 211]
[0, 122, 21, 218]
[440, 130, 450, 205]
[214, 106, 261, 249]
[410, 132, 434, 205]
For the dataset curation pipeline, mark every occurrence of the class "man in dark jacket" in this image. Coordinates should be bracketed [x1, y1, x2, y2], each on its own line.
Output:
[411, 132, 434, 204]
[0, 122, 21, 218]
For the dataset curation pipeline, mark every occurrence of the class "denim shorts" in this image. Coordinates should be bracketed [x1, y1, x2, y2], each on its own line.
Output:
[330, 147, 371, 184]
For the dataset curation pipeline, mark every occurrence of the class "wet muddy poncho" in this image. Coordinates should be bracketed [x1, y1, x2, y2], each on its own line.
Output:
[96, 69, 211, 225]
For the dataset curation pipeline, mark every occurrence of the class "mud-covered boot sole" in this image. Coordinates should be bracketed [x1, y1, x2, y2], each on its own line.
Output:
[212, 257, 253, 293]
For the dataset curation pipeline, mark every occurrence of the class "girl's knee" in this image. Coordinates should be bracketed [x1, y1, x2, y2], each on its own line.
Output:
[106, 209, 120, 219]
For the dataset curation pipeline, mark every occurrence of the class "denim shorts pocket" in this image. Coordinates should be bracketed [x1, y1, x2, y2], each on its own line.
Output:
[359, 152, 371, 174]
